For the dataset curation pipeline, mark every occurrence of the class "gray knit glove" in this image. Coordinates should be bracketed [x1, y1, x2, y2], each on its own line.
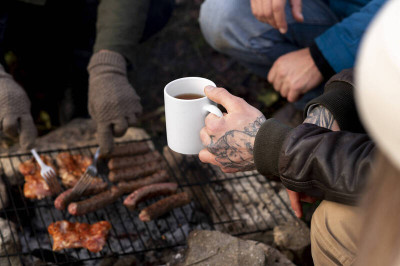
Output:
[88, 51, 142, 154]
[0, 65, 37, 149]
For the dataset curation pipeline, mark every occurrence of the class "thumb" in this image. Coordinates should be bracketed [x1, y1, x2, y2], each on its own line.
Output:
[19, 115, 37, 150]
[290, 0, 303, 22]
[97, 123, 114, 155]
[204, 86, 242, 113]
[112, 118, 128, 137]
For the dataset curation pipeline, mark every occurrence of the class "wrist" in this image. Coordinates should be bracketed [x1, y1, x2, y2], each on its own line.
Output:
[253, 118, 292, 178]
[88, 51, 127, 76]
[309, 41, 336, 80]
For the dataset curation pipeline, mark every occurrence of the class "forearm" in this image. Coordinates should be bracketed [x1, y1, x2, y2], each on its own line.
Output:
[255, 104, 375, 205]
[313, 0, 385, 72]
[93, 0, 151, 64]
[279, 123, 375, 205]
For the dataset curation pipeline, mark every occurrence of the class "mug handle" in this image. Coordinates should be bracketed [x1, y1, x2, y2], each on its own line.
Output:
[203, 105, 223, 118]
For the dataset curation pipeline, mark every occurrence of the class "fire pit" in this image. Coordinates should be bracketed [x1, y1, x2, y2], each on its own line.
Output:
[0, 139, 295, 265]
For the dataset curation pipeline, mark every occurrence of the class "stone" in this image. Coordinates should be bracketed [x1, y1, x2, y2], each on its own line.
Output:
[0, 178, 8, 209]
[183, 230, 294, 266]
[273, 220, 311, 262]
[0, 218, 21, 266]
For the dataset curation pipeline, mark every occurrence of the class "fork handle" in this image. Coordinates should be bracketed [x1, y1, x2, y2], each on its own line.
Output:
[31, 149, 45, 168]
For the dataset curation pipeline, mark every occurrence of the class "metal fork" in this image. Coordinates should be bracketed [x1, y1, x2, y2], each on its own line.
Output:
[69, 148, 100, 198]
[31, 149, 62, 194]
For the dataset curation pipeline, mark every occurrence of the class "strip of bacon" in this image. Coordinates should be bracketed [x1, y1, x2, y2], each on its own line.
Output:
[48, 220, 111, 252]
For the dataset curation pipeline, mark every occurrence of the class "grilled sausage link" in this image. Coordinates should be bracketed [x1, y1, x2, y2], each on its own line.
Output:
[108, 142, 150, 157]
[108, 151, 162, 170]
[123, 182, 178, 211]
[68, 186, 121, 216]
[117, 170, 169, 194]
[108, 160, 166, 182]
[139, 192, 191, 222]
[54, 181, 108, 210]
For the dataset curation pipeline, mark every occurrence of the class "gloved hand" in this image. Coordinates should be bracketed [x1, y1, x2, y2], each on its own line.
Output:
[88, 50, 142, 154]
[0, 65, 37, 149]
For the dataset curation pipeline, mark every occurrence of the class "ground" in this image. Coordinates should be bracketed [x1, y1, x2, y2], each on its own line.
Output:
[132, 0, 283, 137]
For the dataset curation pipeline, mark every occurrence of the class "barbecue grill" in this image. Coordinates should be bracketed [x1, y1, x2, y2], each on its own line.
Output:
[0, 139, 295, 265]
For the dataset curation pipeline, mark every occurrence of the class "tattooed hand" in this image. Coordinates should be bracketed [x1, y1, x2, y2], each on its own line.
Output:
[199, 86, 266, 173]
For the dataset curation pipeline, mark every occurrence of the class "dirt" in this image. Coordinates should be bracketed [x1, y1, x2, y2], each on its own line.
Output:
[132, 0, 283, 137]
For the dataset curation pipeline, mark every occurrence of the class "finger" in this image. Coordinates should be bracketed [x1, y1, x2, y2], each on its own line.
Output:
[127, 115, 138, 126]
[290, 0, 304, 22]
[287, 88, 301, 103]
[204, 86, 244, 113]
[272, 0, 288, 34]
[286, 189, 303, 218]
[280, 81, 290, 99]
[267, 64, 277, 86]
[97, 123, 114, 155]
[272, 75, 284, 93]
[19, 115, 37, 150]
[3, 116, 19, 138]
[300, 194, 317, 203]
[261, 0, 276, 27]
[200, 127, 211, 146]
[205, 112, 225, 134]
[199, 149, 218, 165]
[112, 119, 128, 137]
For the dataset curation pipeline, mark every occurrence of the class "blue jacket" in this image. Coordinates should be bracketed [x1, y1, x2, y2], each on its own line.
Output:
[315, 0, 386, 72]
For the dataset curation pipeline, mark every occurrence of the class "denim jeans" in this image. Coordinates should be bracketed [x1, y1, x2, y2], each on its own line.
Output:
[199, 0, 339, 109]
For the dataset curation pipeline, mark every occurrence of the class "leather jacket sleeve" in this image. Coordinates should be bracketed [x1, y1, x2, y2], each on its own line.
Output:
[254, 69, 375, 205]
[278, 123, 376, 205]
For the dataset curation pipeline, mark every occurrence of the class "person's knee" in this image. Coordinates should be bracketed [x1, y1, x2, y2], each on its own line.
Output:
[311, 201, 359, 266]
[199, 0, 238, 51]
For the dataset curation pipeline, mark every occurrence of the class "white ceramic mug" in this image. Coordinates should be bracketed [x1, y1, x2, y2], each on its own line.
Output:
[164, 77, 223, 155]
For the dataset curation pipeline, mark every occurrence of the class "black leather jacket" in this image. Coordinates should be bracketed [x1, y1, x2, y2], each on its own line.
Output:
[254, 70, 376, 205]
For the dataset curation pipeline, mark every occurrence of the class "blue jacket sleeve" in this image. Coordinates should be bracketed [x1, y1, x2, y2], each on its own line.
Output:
[315, 0, 386, 72]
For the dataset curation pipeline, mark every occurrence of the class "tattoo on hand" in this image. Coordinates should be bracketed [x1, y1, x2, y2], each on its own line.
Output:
[304, 106, 336, 129]
[207, 116, 266, 171]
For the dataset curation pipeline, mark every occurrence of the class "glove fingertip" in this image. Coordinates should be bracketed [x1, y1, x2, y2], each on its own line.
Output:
[19, 116, 37, 150]
[97, 124, 114, 156]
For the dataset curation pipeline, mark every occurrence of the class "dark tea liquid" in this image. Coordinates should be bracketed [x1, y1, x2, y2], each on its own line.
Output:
[175, 93, 204, 100]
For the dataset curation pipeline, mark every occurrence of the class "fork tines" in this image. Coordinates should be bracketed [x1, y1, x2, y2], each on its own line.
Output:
[70, 170, 95, 197]
[44, 169, 62, 194]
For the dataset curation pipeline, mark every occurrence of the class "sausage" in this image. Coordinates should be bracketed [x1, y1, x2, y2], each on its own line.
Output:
[123, 182, 178, 211]
[139, 192, 191, 222]
[108, 142, 151, 157]
[108, 151, 162, 170]
[117, 170, 169, 194]
[68, 186, 121, 216]
[108, 160, 166, 182]
[54, 181, 108, 210]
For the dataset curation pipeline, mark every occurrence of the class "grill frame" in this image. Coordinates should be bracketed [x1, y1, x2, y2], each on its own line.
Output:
[0, 139, 294, 265]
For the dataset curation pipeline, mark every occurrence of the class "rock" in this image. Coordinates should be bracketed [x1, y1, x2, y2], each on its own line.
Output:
[273, 221, 311, 262]
[0, 218, 21, 266]
[0, 118, 150, 154]
[183, 230, 294, 266]
[0, 178, 8, 209]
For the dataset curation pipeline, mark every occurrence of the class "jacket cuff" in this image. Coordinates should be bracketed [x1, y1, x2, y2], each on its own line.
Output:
[254, 118, 292, 177]
[304, 81, 364, 133]
[309, 41, 336, 80]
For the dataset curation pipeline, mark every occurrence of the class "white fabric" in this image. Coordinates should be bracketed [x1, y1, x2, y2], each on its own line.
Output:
[356, 0, 400, 170]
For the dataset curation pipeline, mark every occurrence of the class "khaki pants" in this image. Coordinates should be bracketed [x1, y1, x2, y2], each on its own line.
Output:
[311, 201, 361, 266]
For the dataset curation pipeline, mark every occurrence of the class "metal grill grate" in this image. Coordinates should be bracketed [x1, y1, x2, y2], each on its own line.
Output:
[0, 140, 295, 265]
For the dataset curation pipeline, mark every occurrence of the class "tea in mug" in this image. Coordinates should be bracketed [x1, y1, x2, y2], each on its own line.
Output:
[175, 93, 204, 100]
